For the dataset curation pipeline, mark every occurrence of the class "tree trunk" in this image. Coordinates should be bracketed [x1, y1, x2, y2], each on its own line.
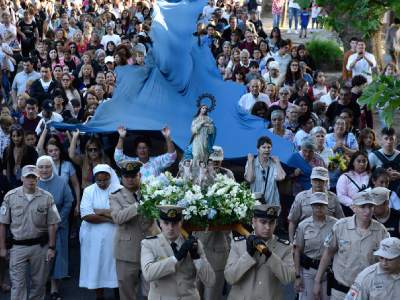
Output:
[371, 30, 384, 70]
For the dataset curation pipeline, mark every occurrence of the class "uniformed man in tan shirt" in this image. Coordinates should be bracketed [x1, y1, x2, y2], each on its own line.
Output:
[288, 166, 344, 242]
[194, 145, 232, 300]
[0, 165, 61, 300]
[206, 146, 235, 180]
[313, 190, 389, 300]
[345, 237, 400, 300]
[141, 205, 215, 300]
[110, 160, 160, 300]
[224, 204, 295, 300]
[294, 192, 337, 300]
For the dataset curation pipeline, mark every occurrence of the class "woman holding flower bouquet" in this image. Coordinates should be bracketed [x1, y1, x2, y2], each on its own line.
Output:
[325, 116, 358, 157]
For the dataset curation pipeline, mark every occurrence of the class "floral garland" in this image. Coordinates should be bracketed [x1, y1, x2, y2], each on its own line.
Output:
[139, 172, 255, 226]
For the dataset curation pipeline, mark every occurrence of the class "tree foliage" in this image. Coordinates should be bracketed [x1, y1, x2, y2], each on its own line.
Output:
[358, 75, 400, 127]
[317, 0, 400, 38]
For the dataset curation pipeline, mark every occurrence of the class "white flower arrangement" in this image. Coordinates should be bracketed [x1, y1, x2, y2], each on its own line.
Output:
[140, 172, 255, 226]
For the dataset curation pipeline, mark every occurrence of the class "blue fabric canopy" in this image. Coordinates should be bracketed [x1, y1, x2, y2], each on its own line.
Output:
[54, 0, 307, 169]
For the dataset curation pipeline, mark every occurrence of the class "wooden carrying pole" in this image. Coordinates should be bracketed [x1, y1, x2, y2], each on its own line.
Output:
[181, 223, 267, 254]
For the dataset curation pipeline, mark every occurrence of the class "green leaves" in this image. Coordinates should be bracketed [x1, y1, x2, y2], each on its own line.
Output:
[317, 0, 391, 38]
[296, 0, 312, 9]
[305, 39, 343, 70]
[358, 75, 400, 127]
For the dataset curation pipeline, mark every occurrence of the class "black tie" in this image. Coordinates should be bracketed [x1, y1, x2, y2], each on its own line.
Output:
[171, 242, 178, 255]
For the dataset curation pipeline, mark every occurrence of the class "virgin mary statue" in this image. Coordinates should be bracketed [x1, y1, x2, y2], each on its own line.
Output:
[184, 104, 216, 164]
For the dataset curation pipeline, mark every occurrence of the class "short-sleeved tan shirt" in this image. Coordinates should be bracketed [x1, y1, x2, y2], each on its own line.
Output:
[294, 215, 337, 260]
[288, 189, 344, 223]
[346, 263, 400, 300]
[324, 216, 389, 287]
[0, 186, 61, 240]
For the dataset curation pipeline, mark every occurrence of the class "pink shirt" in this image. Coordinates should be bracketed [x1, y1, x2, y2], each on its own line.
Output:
[336, 171, 370, 207]
[272, 0, 285, 14]
[270, 100, 294, 110]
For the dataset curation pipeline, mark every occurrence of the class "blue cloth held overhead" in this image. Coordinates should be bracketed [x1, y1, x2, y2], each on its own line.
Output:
[54, 0, 303, 168]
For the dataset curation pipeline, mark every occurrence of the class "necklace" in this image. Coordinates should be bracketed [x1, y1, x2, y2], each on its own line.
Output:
[383, 151, 395, 158]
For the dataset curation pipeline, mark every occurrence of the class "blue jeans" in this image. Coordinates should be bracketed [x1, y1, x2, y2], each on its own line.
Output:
[272, 14, 281, 28]
[288, 7, 299, 30]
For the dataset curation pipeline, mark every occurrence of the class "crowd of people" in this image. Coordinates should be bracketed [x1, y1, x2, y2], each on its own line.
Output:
[0, 0, 400, 300]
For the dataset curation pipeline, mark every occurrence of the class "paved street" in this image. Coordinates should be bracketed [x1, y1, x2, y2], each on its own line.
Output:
[0, 234, 296, 300]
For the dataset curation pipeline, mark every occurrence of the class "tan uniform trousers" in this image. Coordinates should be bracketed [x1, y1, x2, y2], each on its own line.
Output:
[299, 267, 329, 300]
[331, 289, 346, 300]
[10, 244, 49, 300]
[116, 259, 150, 300]
[197, 269, 225, 300]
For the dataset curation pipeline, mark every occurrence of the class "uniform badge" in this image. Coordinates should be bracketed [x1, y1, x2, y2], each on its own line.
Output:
[345, 287, 359, 300]
[167, 209, 177, 218]
[126, 163, 134, 171]
[0, 206, 6, 215]
[266, 207, 276, 217]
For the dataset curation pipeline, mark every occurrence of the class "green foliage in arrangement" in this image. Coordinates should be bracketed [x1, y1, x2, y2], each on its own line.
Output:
[358, 75, 400, 127]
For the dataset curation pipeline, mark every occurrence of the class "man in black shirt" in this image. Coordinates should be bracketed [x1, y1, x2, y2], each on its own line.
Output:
[29, 64, 59, 107]
[326, 86, 361, 129]
[17, 10, 38, 57]
[222, 15, 243, 41]
[18, 98, 41, 132]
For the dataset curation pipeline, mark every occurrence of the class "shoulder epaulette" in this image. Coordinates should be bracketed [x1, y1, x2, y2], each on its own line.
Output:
[4, 189, 18, 197]
[234, 236, 246, 242]
[145, 235, 158, 239]
[111, 188, 122, 195]
[277, 238, 290, 245]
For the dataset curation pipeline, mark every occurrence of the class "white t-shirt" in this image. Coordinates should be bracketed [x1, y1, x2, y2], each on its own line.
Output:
[238, 92, 271, 112]
[294, 129, 310, 149]
[346, 52, 376, 83]
[320, 94, 336, 106]
[289, 0, 301, 9]
[272, 52, 292, 76]
[0, 23, 16, 41]
[311, 6, 322, 18]
[202, 5, 216, 21]
[101, 34, 121, 49]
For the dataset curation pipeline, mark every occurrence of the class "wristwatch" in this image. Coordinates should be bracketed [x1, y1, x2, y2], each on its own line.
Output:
[48, 246, 56, 251]
[296, 274, 301, 279]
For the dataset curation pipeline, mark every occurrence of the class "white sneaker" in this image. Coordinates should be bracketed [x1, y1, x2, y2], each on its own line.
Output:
[287, 29, 292, 33]
[294, 30, 299, 34]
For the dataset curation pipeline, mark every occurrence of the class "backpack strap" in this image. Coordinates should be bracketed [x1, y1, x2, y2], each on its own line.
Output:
[374, 150, 400, 171]
[344, 174, 365, 192]
[373, 150, 390, 165]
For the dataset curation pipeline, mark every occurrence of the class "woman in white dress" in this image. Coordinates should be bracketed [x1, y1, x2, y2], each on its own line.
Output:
[79, 164, 121, 299]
